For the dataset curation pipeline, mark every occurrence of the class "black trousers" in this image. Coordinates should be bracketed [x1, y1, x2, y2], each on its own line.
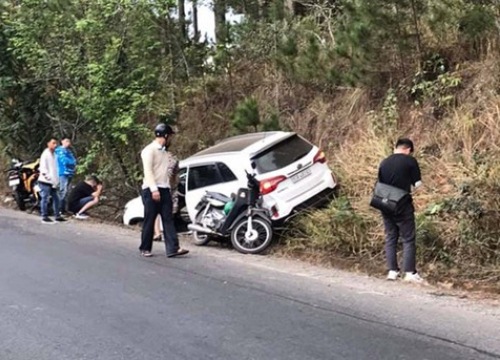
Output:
[140, 188, 179, 255]
[382, 205, 417, 273]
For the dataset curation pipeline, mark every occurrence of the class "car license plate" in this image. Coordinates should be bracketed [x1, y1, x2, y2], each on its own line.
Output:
[9, 178, 20, 187]
[290, 168, 312, 183]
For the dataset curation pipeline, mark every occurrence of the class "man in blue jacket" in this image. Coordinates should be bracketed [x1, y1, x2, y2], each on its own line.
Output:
[55, 137, 77, 215]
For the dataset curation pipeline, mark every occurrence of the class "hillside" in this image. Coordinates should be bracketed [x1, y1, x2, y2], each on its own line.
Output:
[178, 56, 500, 293]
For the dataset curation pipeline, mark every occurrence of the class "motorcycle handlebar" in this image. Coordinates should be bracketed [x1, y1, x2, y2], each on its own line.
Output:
[245, 171, 259, 182]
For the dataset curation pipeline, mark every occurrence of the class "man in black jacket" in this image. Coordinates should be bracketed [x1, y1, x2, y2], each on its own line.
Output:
[377, 138, 423, 283]
[67, 175, 102, 219]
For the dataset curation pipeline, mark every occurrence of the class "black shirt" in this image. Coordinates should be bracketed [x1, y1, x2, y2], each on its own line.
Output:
[68, 181, 94, 212]
[378, 154, 421, 193]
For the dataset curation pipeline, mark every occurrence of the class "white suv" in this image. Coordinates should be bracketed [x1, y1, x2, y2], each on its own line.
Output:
[123, 131, 337, 226]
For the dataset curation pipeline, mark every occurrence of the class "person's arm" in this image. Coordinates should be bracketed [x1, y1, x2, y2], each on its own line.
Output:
[168, 157, 180, 188]
[70, 150, 77, 167]
[142, 146, 161, 202]
[141, 147, 158, 193]
[92, 184, 103, 198]
[410, 158, 422, 192]
[62, 148, 71, 168]
[55, 147, 66, 172]
[39, 151, 51, 182]
[63, 150, 77, 176]
[171, 168, 180, 213]
[168, 156, 180, 212]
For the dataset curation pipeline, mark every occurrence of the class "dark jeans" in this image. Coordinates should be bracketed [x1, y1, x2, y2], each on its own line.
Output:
[382, 206, 416, 273]
[39, 182, 60, 218]
[69, 196, 94, 214]
[140, 188, 179, 255]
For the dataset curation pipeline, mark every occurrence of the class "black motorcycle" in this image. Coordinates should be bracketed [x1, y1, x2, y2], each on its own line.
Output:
[187, 163, 274, 254]
[7, 158, 41, 211]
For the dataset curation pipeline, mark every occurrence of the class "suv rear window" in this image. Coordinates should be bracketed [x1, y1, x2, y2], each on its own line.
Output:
[252, 135, 313, 174]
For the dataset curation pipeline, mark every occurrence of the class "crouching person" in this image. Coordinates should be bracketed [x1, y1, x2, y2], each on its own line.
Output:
[67, 175, 103, 219]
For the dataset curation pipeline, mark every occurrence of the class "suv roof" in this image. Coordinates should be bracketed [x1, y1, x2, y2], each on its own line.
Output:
[192, 132, 286, 157]
[180, 131, 295, 166]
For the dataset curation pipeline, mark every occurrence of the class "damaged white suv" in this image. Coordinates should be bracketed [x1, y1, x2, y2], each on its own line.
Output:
[123, 131, 338, 227]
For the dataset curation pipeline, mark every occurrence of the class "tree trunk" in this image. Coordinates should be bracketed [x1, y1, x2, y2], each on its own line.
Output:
[259, 0, 270, 20]
[394, 4, 407, 78]
[409, 0, 423, 67]
[192, 0, 199, 42]
[178, 0, 187, 43]
[214, 0, 227, 43]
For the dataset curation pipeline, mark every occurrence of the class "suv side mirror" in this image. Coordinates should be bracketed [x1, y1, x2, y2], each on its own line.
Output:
[251, 161, 257, 170]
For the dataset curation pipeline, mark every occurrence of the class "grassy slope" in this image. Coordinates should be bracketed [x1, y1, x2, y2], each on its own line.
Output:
[178, 55, 500, 293]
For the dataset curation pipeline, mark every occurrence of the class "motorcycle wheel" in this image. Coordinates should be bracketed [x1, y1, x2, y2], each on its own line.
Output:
[192, 211, 212, 246]
[13, 190, 26, 211]
[230, 217, 273, 254]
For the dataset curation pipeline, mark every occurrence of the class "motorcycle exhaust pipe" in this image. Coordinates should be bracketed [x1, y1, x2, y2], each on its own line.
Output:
[188, 224, 218, 235]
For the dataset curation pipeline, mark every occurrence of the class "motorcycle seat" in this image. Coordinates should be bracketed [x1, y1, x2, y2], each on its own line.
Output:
[206, 191, 231, 203]
[23, 159, 40, 170]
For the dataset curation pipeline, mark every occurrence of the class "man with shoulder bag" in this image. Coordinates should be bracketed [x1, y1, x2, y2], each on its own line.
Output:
[370, 138, 424, 283]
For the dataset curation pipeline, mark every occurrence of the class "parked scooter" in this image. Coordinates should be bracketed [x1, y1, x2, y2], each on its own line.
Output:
[7, 158, 41, 211]
[187, 163, 274, 254]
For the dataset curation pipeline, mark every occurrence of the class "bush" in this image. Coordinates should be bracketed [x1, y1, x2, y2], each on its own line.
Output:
[281, 196, 380, 260]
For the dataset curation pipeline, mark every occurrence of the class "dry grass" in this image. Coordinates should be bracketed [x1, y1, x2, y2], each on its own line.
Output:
[276, 63, 500, 292]
[174, 52, 500, 293]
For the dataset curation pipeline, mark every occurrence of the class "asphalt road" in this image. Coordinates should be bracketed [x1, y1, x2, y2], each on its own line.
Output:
[1, 208, 499, 360]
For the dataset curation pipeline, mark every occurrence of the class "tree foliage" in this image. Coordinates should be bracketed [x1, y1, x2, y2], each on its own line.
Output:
[0, 0, 498, 193]
[0, 0, 206, 190]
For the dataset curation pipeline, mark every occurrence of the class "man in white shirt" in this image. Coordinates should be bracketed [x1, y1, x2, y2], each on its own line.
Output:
[38, 138, 65, 224]
[139, 123, 189, 258]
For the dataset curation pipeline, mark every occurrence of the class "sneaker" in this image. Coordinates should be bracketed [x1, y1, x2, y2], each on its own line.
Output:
[403, 272, 425, 283]
[74, 213, 89, 220]
[55, 217, 67, 222]
[387, 270, 400, 281]
[140, 251, 153, 257]
[41, 217, 55, 224]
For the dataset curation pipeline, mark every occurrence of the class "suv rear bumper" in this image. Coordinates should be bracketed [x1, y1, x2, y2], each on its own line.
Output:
[273, 185, 338, 229]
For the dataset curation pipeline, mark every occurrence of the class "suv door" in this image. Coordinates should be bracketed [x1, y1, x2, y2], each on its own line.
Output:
[184, 162, 239, 222]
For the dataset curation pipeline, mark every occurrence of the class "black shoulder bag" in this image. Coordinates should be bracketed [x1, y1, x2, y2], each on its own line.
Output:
[369, 182, 410, 216]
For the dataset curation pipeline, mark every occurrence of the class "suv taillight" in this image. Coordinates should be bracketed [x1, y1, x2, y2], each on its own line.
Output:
[260, 175, 286, 195]
[314, 150, 327, 164]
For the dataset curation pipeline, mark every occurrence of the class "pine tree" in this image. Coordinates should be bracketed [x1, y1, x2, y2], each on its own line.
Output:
[335, 0, 426, 85]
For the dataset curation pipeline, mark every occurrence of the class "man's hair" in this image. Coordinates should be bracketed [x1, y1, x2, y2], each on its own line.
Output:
[395, 138, 414, 153]
[85, 175, 101, 185]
